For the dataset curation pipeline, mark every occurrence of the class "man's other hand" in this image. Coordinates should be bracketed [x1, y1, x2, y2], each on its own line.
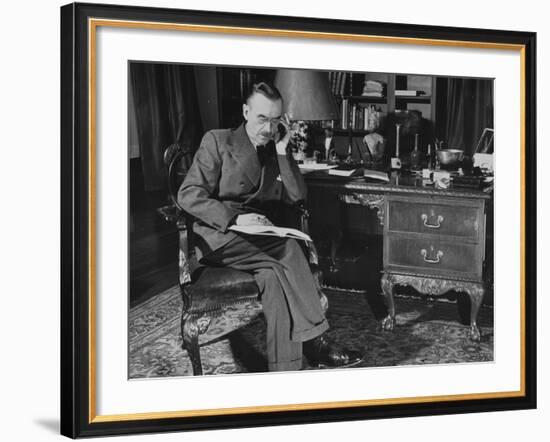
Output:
[235, 213, 274, 226]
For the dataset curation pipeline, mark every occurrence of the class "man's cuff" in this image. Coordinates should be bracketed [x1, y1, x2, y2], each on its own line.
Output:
[217, 210, 240, 233]
[225, 213, 239, 230]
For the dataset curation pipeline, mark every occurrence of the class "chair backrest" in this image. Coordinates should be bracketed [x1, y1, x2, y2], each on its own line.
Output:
[163, 143, 197, 286]
[164, 143, 194, 212]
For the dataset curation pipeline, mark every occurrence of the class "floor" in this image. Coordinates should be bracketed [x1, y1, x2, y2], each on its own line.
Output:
[129, 284, 494, 378]
[130, 185, 179, 308]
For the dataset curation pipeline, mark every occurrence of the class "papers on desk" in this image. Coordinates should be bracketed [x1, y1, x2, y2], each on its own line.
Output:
[363, 169, 389, 182]
[473, 153, 494, 172]
[229, 225, 312, 242]
[298, 162, 389, 182]
[298, 163, 337, 173]
[328, 165, 364, 177]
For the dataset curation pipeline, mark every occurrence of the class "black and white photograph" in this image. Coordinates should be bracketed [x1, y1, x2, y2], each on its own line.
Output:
[128, 63, 495, 378]
[1, 0, 544, 439]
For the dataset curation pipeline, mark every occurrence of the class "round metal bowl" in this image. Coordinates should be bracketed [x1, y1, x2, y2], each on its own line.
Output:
[436, 149, 464, 168]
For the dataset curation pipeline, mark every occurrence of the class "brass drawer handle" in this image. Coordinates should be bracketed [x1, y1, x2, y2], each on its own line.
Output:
[421, 213, 444, 228]
[420, 248, 444, 264]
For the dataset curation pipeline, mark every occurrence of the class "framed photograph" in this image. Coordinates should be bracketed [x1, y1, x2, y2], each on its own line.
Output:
[60, 2, 536, 438]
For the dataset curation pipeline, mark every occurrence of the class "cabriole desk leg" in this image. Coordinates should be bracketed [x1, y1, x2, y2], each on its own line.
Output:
[380, 272, 396, 331]
[463, 283, 485, 342]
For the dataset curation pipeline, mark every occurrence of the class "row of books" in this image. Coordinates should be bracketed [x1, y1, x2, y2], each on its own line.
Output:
[329, 71, 349, 96]
[329, 73, 390, 97]
[328, 72, 427, 98]
[340, 100, 383, 131]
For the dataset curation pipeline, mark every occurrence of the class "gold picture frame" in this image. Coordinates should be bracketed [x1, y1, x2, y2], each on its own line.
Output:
[61, 2, 536, 437]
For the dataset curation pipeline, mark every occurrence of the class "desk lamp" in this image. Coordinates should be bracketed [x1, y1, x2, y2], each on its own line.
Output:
[274, 69, 338, 160]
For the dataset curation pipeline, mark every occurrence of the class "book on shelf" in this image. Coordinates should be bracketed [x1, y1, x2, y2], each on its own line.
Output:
[340, 72, 347, 96]
[361, 91, 384, 97]
[334, 71, 341, 96]
[340, 98, 349, 129]
[331, 71, 341, 96]
[362, 80, 385, 95]
[328, 165, 365, 177]
[395, 90, 425, 97]
[229, 225, 312, 242]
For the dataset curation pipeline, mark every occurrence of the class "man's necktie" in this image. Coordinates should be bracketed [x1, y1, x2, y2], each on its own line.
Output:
[256, 144, 270, 168]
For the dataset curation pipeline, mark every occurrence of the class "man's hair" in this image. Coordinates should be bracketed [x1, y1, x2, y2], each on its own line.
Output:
[245, 81, 282, 104]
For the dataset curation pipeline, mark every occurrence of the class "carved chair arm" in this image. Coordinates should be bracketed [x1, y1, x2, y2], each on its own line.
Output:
[162, 143, 198, 288]
[290, 201, 319, 267]
[157, 203, 182, 224]
[291, 201, 326, 311]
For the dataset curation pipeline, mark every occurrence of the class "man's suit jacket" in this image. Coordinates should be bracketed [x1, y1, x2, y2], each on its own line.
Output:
[178, 123, 307, 262]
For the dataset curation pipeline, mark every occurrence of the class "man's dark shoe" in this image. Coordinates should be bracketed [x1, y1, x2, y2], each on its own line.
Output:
[303, 335, 363, 368]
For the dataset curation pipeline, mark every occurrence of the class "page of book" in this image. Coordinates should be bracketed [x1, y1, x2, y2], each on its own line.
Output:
[229, 225, 312, 242]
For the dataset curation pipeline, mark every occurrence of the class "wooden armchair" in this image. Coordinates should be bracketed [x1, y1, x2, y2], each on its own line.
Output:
[158, 143, 325, 375]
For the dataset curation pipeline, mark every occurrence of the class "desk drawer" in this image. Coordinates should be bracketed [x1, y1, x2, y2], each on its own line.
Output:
[385, 235, 482, 278]
[388, 200, 481, 240]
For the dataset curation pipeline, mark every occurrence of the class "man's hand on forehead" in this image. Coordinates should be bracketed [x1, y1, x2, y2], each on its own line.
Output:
[274, 113, 292, 154]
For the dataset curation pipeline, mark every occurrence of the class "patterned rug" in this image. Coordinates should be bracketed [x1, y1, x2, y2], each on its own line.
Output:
[129, 285, 494, 378]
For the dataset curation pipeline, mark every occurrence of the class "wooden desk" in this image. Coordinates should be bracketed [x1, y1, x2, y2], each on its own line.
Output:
[304, 171, 493, 341]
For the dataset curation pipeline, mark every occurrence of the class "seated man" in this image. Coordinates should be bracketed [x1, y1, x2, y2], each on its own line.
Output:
[178, 81, 362, 372]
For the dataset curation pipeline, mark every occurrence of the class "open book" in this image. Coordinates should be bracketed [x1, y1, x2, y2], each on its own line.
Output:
[229, 225, 312, 242]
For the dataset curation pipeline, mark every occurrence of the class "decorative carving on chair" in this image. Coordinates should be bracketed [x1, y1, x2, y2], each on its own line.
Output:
[180, 311, 202, 375]
[195, 315, 213, 334]
[178, 248, 192, 286]
[339, 193, 386, 226]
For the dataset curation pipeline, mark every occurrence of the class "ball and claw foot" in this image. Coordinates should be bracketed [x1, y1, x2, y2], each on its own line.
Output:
[469, 324, 481, 342]
[381, 314, 396, 331]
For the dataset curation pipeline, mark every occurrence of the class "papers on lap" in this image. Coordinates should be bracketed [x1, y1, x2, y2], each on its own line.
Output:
[229, 225, 312, 242]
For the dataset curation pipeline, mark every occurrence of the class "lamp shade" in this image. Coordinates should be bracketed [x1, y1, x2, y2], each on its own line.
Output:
[274, 69, 338, 121]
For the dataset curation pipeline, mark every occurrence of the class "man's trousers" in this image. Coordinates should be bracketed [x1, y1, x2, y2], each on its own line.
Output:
[202, 234, 329, 371]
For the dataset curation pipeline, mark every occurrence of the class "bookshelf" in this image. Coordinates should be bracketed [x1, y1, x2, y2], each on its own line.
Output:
[329, 72, 438, 158]
[331, 72, 437, 127]
[216, 67, 277, 128]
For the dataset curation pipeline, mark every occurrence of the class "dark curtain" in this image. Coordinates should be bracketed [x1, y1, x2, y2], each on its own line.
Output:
[444, 78, 493, 155]
[130, 63, 203, 191]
